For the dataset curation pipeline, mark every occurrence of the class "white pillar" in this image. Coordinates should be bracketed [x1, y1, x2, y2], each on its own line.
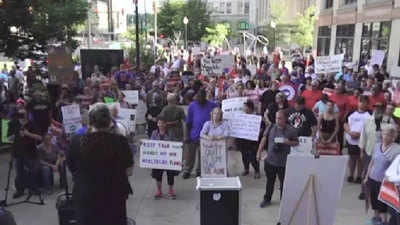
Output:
[352, 22, 363, 68]
[387, 19, 400, 71]
[329, 25, 337, 55]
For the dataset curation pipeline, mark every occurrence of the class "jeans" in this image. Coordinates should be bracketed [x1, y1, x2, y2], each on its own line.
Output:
[263, 161, 285, 202]
[40, 163, 67, 190]
[183, 141, 200, 174]
[14, 157, 40, 193]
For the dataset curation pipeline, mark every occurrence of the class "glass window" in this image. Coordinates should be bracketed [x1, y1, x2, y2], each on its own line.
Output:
[317, 26, 331, 56]
[244, 2, 250, 14]
[344, 0, 356, 4]
[326, 0, 333, 8]
[360, 21, 391, 67]
[218, 2, 225, 14]
[226, 2, 232, 14]
[335, 24, 355, 62]
[238, 1, 243, 14]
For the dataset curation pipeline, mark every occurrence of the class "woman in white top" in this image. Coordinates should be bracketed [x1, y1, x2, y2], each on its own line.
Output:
[200, 108, 230, 140]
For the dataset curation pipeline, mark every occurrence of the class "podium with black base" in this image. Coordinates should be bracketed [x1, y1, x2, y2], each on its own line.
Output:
[196, 177, 242, 225]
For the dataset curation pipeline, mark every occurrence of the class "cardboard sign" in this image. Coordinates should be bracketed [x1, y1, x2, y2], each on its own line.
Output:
[221, 97, 247, 120]
[1, 119, 12, 144]
[116, 108, 136, 133]
[122, 90, 139, 105]
[136, 100, 147, 125]
[200, 138, 227, 178]
[47, 47, 75, 85]
[201, 55, 234, 76]
[230, 113, 262, 141]
[315, 54, 344, 74]
[61, 104, 82, 134]
[278, 155, 348, 225]
[371, 49, 385, 66]
[139, 140, 183, 171]
[290, 136, 313, 155]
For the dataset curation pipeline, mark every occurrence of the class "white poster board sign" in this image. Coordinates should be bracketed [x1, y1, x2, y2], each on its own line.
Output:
[315, 54, 344, 74]
[139, 140, 183, 171]
[221, 97, 247, 120]
[116, 108, 136, 133]
[230, 113, 262, 141]
[192, 47, 201, 56]
[248, 65, 257, 76]
[290, 136, 313, 155]
[371, 49, 385, 66]
[200, 138, 227, 178]
[61, 104, 82, 134]
[391, 65, 400, 78]
[122, 90, 139, 105]
[136, 100, 147, 125]
[201, 55, 234, 76]
[278, 155, 349, 225]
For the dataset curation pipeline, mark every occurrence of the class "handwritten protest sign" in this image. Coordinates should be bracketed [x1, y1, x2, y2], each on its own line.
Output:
[221, 97, 247, 120]
[139, 140, 183, 171]
[371, 49, 385, 66]
[200, 138, 227, 178]
[230, 113, 262, 141]
[116, 108, 136, 133]
[1, 119, 12, 144]
[291, 136, 313, 155]
[122, 90, 139, 105]
[201, 55, 234, 76]
[136, 100, 147, 124]
[61, 104, 82, 134]
[315, 54, 344, 74]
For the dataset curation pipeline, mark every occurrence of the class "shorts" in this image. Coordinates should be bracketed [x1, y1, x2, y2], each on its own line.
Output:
[368, 178, 387, 213]
[347, 143, 360, 156]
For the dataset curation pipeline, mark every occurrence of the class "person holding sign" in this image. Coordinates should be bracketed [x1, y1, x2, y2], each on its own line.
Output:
[257, 110, 298, 208]
[151, 116, 179, 200]
[200, 108, 230, 140]
[317, 99, 339, 144]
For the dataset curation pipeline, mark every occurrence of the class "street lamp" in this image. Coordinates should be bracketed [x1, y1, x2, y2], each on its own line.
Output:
[183, 16, 189, 50]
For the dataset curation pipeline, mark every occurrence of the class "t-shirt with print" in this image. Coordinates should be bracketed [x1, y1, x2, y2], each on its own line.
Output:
[345, 110, 371, 145]
[286, 108, 317, 137]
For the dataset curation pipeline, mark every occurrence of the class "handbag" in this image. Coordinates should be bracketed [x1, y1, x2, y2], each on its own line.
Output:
[316, 142, 341, 155]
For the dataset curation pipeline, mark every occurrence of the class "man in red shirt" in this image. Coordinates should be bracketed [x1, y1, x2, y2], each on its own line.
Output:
[368, 84, 386, 110]
[301, 80, 322, 110]
[330, 82, 349, 152]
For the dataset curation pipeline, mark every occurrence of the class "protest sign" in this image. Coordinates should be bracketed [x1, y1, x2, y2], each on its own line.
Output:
[192, 47, 201, 55]
[201, 55, 234, 76]
[279, 84, 296, 101]
[1, 119, 12, 144]
[116, 108, 136, 133]
[278, 155, 348, 225]
[230, 113, 262, 141]
[139, 140, 183, 171]
[371, 49, 385, 66]
[221, 97, 247, 120]
[104, 97, 115, 103]
[391, 80, 400, 106]
[391, 65, 400, 78]
[61, 104, 82, 134]
[122, 90, 139, 105]
[136, 100, 147, 124]
[200, 138, 227, 178]
[248, 65, 257, 75]
[394, 108, 400, 119]
[47, 46, 75, 85]
[290, 136, 313, 155]
[315, 54, 344, 74]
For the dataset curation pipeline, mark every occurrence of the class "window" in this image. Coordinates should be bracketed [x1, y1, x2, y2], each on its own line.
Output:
[218, 2, 225, 14]
[335, 24, 355, 62]
[326, 0, 333, 8]
[344, 0, 356, 4]
[244, 2, 250, 14]
[226, 2, 232, 14]
[360, 21, 391, 67]
[317, 26, 331, 56]
[238, 1, 243, 14]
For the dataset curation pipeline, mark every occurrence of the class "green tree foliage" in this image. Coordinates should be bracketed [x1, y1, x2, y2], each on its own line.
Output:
[292, 6, 316, 49]
[122, 29, 154, 71]
[0, 0, 88, 59]
[202, 23, 229, 47]
[158, 0, 210, 42]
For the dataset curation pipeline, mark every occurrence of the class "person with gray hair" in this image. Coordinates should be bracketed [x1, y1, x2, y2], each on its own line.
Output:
[67, 103, 134, 225]
[364, 124, 400, 225]
[158, 93, 185, 141]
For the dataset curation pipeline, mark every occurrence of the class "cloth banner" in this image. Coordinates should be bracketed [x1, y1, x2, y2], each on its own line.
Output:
[201, 55, 234, 76]
[229, 113, 262, 141]
[139, 140, 183, 171]
[200, 138, 227, 178]
[61, 104, 82, 134]
[315, 54, 344, 74]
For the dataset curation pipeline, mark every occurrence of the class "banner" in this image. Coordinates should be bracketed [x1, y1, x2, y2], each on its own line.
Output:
[230, 113, 262, 141]
[200, 138, 227, 178]
[116, 108, 136, 133]
[201, 55, 234, 76]
[315, 54, 344, 74]
[371, 49, 385, 66]
[221, 97, 247, 120]
[139, 140, 183, 171]
[290, 136, 312, 155]
[1, 119, 12, 144]
[61, 104, 82, 134]
[122, 90, 139, 105]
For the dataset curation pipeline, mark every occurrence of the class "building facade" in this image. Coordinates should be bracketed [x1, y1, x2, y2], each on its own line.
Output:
[314, 0, 400, 71]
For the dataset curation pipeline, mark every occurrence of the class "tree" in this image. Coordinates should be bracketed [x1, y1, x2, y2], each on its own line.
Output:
[158, 0, 210, 43]
[0, 0, 88, 59]
[292, 6, 316, 49]
[202, 23, 229, 47]
[122, 29, 154, 71]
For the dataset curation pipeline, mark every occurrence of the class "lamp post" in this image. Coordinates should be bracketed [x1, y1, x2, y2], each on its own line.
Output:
[135, 0, 140, 68]
[87, 0, 92, 49]
[183, 16, 189, 50]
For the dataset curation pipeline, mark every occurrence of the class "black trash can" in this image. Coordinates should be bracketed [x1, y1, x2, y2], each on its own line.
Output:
[196, 177, 242, 225]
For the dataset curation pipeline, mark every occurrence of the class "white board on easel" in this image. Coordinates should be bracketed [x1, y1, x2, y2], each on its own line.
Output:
[278, 155, 348, 225]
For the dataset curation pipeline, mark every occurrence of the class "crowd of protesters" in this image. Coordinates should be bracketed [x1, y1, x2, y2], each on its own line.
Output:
[1, 46, 400, 225]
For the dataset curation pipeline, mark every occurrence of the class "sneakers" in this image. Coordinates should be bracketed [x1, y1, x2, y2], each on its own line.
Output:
[168, 189, 177, 200]
[182, 172, 190, 179]
[259, 199, 271, 208]
[254, 172, 261, 179]
[355, 177, 362, 184]
[347, 176, 354, 183]
[12, 191, 25, 199]
[154, 190, 162, 199]
[242, 170, 249, 176]
[371, 216, 382, 225]
[358, 192, 365, 200]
